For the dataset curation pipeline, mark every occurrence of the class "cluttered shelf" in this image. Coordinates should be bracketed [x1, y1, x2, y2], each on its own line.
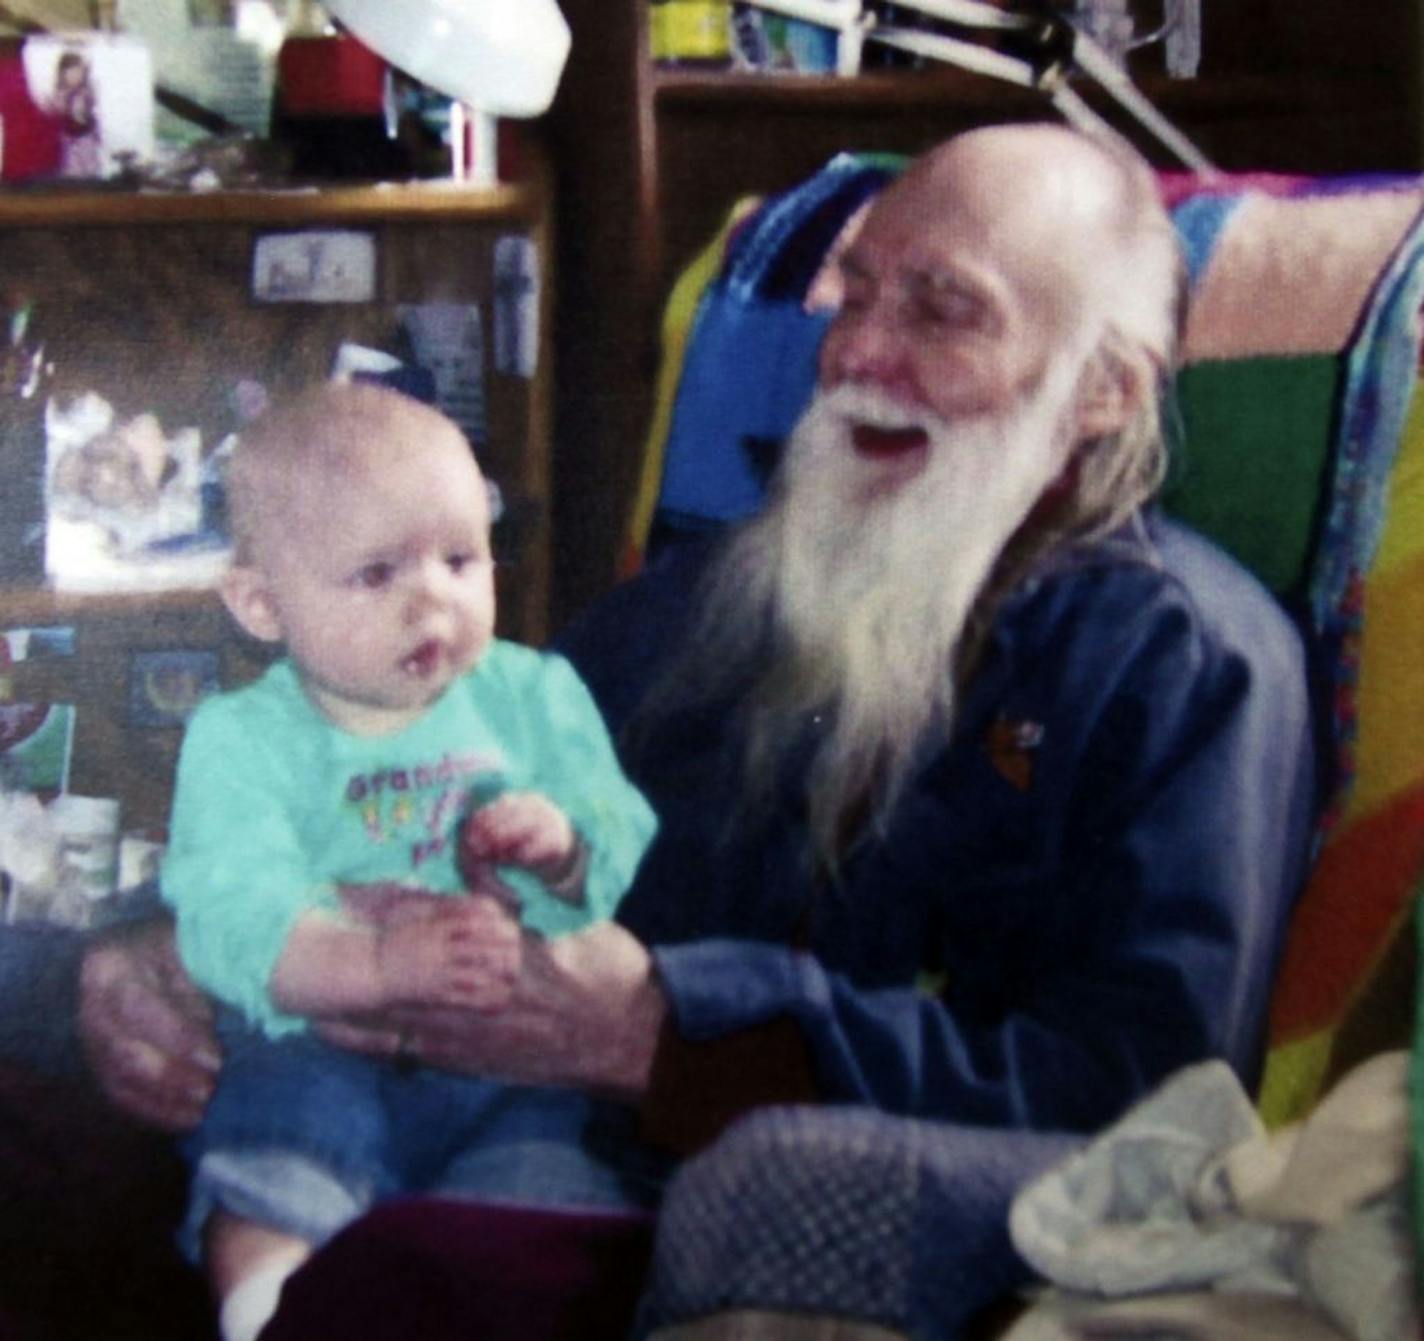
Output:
[0, 169, 553, 637]
[0, 174, 547, 228]
[0, 168, 555, 847]
[651, 66, 1391, 120]
[0, 583, 221, 624]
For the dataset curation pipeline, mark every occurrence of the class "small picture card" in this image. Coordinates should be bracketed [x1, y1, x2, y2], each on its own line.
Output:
[493, 235, 540, 379]
[252, 229, 378, 304]
[0, 703, 74, 794]
[129, 649, 219, 727]
[397, 302, 487, 448]
[22, 33, 156, 179]
[2, 626, 76, 663]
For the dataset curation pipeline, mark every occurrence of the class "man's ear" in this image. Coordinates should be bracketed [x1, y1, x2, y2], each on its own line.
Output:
[220, 564, 283, 643]
[1073, 349, 1142, 442]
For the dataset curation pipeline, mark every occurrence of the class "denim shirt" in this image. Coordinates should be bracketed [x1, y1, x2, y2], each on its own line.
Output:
[560, 513, 1317, 1135]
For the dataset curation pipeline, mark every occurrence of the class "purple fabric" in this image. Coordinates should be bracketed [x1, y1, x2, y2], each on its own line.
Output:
[261, 1199, 655, 1341]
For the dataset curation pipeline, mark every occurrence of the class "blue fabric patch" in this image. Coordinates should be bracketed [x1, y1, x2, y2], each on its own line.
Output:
[723, 155, 897, 304]
[656, 153, 898, 529]
[1171, 194, 1245, 288]
[658, 297, 831, 523]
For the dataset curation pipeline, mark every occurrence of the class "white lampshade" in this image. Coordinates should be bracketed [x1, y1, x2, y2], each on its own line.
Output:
[321, 0, 571, 117]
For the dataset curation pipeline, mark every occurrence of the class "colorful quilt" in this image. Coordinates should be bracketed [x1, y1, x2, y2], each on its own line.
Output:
[624, 157, 1424, 1126]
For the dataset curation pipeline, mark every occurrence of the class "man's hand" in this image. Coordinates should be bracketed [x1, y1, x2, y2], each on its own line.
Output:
[78, 918, 220, 1132]
[374, 900, 522, 1010]
[315, 921, 666, 1101]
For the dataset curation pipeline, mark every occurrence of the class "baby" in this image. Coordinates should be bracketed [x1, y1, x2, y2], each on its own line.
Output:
[160, 382, 656, 1341]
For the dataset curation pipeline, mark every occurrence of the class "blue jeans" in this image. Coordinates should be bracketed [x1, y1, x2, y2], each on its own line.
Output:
[179, 1013, 654, 1260]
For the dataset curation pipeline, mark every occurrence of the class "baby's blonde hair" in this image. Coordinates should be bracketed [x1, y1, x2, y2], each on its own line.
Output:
[225, 382, 473, 564]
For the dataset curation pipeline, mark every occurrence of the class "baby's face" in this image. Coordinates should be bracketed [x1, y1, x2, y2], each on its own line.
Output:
[260, 424, 495, 736]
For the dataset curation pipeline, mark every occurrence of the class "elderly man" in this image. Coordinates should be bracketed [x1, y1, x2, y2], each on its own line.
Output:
[49, 123, 1312, 1338]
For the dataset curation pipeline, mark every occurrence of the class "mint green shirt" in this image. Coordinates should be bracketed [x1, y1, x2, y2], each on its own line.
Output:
[161, 641, 657, 1036]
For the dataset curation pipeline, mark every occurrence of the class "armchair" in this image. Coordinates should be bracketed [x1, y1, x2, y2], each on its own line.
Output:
[618, 152, 1424, 1336]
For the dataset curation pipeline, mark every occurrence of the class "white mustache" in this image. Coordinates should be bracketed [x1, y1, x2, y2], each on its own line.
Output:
[813, 382, 940, 434]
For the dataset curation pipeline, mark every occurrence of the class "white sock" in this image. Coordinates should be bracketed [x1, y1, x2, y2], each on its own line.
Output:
[219, 1259, 300, 1341]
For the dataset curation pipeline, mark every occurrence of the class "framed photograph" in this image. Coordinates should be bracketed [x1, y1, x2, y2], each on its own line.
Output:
[21, 33, 155, 178]
[128, 649, 219, 728]
[397, 301, 487, 447]
[252, 229, 380, 304]
[493, 234, 541, 379]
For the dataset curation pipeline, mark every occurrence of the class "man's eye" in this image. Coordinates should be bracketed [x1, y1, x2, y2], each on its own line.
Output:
[918, 293, 982, 329]
[353, 562, 395, 589]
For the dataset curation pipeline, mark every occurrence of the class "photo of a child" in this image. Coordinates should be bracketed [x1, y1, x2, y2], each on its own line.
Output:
[19, 33, 155, 181]
[51, 49, 102, 178]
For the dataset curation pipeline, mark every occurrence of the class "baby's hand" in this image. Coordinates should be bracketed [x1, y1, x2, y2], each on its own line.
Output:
[374, 899, 521, 1011]
[461, 791, 576, 883]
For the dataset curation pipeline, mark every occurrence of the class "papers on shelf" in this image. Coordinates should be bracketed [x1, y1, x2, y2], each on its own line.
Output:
[44, 514, 230, 593]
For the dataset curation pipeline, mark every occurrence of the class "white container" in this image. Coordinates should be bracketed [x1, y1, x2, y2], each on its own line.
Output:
[48, 794, 121, 902]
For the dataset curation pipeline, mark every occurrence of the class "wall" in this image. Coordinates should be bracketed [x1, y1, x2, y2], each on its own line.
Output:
[0, 1, 92, 32]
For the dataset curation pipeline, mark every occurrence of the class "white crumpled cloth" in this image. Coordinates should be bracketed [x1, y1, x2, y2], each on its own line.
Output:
[1004, 1051, 1419, 1341]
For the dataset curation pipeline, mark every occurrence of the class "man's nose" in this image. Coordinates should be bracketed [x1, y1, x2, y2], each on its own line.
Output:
[821, 305, 907, 387]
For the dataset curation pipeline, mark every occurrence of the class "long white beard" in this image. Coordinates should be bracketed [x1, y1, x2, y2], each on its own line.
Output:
[699, 363, 1084, 867]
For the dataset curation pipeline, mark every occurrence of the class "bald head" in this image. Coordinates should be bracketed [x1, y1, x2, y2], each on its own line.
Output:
[902, 122, 1138, 215]
[883, 123, 1179, 372]
[226, 382, 484, 566]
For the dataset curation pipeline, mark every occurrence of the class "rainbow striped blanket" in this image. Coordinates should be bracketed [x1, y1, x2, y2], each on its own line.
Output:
[624, 157, 1424, 1126]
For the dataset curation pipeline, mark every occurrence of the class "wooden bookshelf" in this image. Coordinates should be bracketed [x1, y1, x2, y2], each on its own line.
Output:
[0, 170, 555, 830]
[0, 178, 546, 227]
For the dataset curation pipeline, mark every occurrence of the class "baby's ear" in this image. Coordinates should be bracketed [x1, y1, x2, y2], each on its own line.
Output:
[220, 564, 283, 642]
